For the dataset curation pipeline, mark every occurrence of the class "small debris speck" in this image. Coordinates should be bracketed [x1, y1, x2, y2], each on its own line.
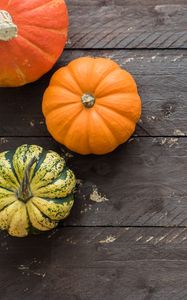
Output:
[18, 265, 29, 270]
[172, 54, 183, 62]
[66, 237, 77, 245]
[145, 236, 154, 243]
[160, 138, 178, 147]
[128, 137, 135, 143]
[33, 272, 46, 278]
[161, 138, 167, 145]
[90, 186, 108, 203]
[124, 57, 134, 63]
[173, 129, 185, 136]
[0, 138, 8, 144]
[30, 121, 35, 127]
[65, 152, 74, 158]
[147, 115, 156, 121]
[168, 138, 178, 148]
[99, 235, 117, 244]
[76, 179, 83, 186]
[66, 39, 72, 45]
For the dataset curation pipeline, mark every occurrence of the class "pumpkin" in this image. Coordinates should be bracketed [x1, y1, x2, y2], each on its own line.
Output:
[42, 57, 142, 155]
[0, 0, 68, 87]
[0, 144, 76, 237]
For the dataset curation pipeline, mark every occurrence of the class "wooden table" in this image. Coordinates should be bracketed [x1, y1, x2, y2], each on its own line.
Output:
[0, 1, 187, 299]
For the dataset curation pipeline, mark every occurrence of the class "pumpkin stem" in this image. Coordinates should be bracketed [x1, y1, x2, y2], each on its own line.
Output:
[0, 10, 18, 41]
[17, 157, 37, 202]
[81, 93, 95, 108]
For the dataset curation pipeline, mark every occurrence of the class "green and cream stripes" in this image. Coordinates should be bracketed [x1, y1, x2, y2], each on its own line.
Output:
[0, 145, 76, 237]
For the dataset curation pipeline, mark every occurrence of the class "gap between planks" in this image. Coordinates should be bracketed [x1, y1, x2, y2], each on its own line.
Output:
[65, 47, 187, 51]
[58, 225, 187, 228]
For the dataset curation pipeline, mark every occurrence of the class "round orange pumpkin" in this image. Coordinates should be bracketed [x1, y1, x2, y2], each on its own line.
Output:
[0, 0, 68, 87]
[42, 57, 142, 155]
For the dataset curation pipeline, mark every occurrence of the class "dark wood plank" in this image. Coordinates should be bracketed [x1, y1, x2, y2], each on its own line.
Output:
[0, 227, 187, 300]
[0, 137, 186, 227]
[66, 0, 187, 49]
[0, 50, 186, 137]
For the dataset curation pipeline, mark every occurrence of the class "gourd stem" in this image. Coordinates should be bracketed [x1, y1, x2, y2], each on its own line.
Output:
[0, 10, 18, 41]
[81, 93, 95, 108]
[17, 157, 37, 202]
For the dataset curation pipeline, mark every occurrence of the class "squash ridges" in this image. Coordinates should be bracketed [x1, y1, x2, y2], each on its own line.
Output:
[5, 150, 20, 184]
[0, 145, 75, 236]
[32, 148, 48, 178]
[0, 199, 17, 213]
[17, 0, 63, 14]
[18, 33, 55, 63]
[42, 192, 74, 204]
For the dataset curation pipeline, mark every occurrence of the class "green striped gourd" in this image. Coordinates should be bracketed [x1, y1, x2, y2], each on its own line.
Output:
[0, 145, 76, 237]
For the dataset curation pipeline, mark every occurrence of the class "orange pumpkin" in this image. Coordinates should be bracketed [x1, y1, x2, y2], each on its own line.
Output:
[0, 0, 68, 87]
[42, 57, 142, 155]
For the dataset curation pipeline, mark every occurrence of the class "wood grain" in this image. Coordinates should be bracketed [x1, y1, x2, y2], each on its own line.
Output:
[66, 0, 187, 49]
[0, 136, 186, 227]
[0, 1, 187, 298]
[0, 50, 186, 137]
[0, 227, 187, 300]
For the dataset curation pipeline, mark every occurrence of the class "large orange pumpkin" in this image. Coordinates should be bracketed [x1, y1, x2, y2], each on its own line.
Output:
[42, 57, 142, 155]
[0, 0, 68, 87]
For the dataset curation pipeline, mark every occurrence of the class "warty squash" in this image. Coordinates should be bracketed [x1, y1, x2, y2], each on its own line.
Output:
[42, 57, 142, 155]
[0, 144, 76, 237]
[0, 0, 68, 87]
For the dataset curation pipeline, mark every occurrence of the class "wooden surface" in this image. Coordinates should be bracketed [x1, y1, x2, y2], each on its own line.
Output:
[1, 50, 186, 137]
[67, 0, 187, 49]
[1, 227, 187, 300]
[0, 0, 187, 299]
[0, 50, 187, 136]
